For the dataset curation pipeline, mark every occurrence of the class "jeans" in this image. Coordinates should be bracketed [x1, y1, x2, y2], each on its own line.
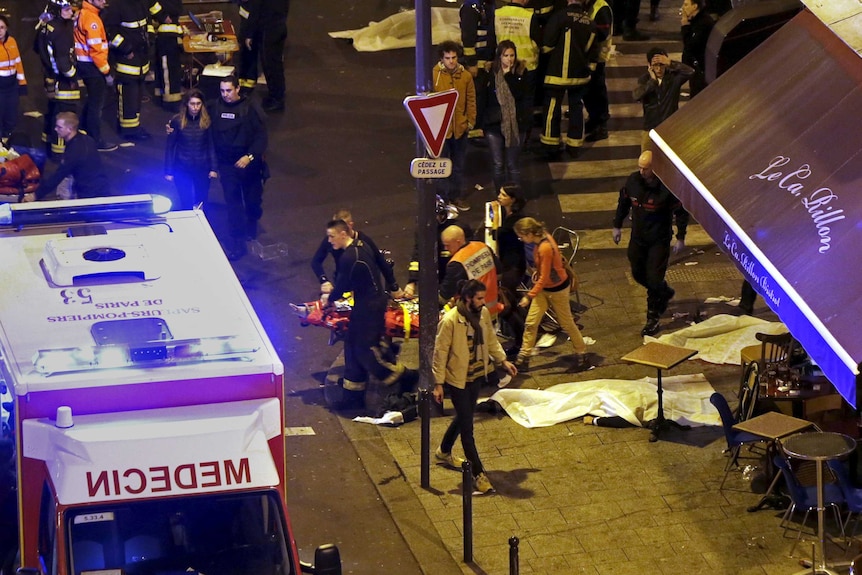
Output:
[520, 287, 586, 358]
[440, 378, 484, 477]
[484, 125, 523, 192]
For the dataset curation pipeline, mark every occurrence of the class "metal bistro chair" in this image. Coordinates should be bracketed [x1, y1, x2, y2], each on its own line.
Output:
[736, 332, 797, 422]
[551, 226, 581, 308]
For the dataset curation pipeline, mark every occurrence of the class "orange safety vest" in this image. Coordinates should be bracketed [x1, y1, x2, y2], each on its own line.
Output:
[0, 36, 26, 86]
[449, 241, 501, 313]
[75, 2, 111, 74]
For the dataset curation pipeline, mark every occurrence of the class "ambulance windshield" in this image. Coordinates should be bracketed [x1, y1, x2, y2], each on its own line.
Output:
[66, 491, 293, 575]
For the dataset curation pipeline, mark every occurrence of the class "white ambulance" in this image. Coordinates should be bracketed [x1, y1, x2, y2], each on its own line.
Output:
[0, 197, 340, 575]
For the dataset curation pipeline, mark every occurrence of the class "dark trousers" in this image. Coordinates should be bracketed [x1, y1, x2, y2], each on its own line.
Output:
[628, 238, 671, 317]
[540, 84, 589, 149]
[219, 161, 264, 240]
[440, 134, 468, 202]
[740, 280, 757, 314]
[172, 161, 212, 210]
[80, 67, 107, 144]
[117, 76, 144, 134]
[238, 40, 259, 91]
[440, 378, 484, 477]
[0, 78, 19, 138]
[343, 300, 401, 389]
[484, 126, 523, 191]
[583, 62, 609, 130]
[155, 33, 183, 108]
[260, 21, 287, 103]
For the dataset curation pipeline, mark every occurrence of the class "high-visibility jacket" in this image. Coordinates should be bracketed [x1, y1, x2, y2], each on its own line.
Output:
[449, 241, 500, 313]
[0, 36, 26, 86]
[588, 0, 613, 64]
[495, 3, 540, 71]
[541, 5, 599, 87]
[103, 0, 150, 78]
[75, 1, 111, 75]
[37, 17, 77, 80]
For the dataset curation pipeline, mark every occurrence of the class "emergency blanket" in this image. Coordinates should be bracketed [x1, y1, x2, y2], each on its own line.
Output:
[291, 298, 420, 339]
[646, 313, 787, 365]
[490, 374, 720, 429]
[328, 7, 460, 52]
[0, 154, 40, 196]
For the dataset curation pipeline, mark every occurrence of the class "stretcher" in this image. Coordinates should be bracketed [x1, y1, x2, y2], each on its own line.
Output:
[290, 297, 420, 342]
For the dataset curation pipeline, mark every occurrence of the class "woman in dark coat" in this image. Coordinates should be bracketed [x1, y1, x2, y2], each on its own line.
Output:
[165, 89, 218, 210]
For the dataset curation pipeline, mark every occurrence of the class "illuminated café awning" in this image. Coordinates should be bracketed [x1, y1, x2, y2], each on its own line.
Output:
[650, 9, 862, 407]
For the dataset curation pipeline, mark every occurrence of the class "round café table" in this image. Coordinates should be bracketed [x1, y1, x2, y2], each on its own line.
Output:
[782, 431, 857, 575]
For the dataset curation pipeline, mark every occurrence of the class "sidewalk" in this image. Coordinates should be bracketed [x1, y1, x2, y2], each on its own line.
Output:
[326, 245, 852, 574]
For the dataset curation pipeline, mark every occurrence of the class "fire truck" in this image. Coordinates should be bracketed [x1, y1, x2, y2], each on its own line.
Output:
[0, 197, 340, 575]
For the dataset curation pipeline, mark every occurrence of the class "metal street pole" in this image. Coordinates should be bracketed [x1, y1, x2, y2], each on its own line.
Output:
[415, 0, 436, 489]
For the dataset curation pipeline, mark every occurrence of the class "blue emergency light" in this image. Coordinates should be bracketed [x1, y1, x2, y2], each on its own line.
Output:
[0, 195, 172, 226]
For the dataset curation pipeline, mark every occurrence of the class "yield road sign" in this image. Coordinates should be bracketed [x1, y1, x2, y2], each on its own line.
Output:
[403, 90, 459, 158]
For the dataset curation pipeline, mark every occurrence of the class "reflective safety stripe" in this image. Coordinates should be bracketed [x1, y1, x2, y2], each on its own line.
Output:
[238, 7, 249, 18]
[119, 115, 141, 128]
[342, 378, 366, 392]
[115, 62, 147, 75]
[239, 79, 256, 88]
[149, 2, 162, 15]
[157, 24, 183, 34]
[55, 90, 81, 100]
[121, 18, 148, 28]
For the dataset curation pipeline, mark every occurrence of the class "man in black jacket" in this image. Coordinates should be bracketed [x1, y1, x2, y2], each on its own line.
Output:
[632, 47, 693, 152]
[26, 112, 109, 201]
[238, 0, 289, 112]
[612, 151, 689, 336]
[211, 76, 268, 260]
[681, 0, 714, 97]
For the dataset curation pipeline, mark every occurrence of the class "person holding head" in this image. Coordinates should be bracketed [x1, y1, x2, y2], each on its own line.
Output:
[326, 219, 410, 408]
[311, 209, 398, 301]
[25, 112, 109, 201]
[514, 216, 589, 370]
[433, 40, 476, 212]
[680, 0, 714, 97]
[477, 40, 529, 192]
[433, 278, 517, 495]
[612, 150, 689, 336]
[164, 89, 217, 210]
[632, 46, 693, 152]
[211, 75, 268, 260]
[74, 0, 116, 152]
[0, 14, 27, 145]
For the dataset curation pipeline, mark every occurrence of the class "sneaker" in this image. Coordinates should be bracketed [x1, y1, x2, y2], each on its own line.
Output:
[473, 472, 495, 495]
[435, 447, 466, 469]
[451, 199, 471, 212]
[97, 140, 119, 152]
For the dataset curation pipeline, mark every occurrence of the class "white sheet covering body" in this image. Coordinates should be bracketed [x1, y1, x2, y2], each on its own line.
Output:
[329, 8, 460, 52]
[490, 374, 720, 429]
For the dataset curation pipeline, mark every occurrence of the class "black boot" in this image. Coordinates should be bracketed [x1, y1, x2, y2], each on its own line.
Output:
[585, 125, 609, 142]
[641, 315, 661, 336]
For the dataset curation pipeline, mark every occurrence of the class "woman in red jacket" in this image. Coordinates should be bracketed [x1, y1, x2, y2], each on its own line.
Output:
[513, 217, 590, 371]
[0, 14, 27, 145]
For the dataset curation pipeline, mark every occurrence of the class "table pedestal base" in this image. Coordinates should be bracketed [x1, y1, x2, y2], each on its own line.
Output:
[646, 416, 691, 442]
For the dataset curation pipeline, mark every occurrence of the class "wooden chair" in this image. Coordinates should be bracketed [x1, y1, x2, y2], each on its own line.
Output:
[736, 332, 796, 421]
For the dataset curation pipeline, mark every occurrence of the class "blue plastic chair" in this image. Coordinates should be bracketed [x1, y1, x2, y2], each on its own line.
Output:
[710, 392, 767, 489]
[827, 459, 862, 542]
[773, 453, 844, 555]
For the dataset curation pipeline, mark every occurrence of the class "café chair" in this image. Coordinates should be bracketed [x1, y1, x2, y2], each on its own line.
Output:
[827, 459, 862, 543]
[736, 332, 797, 420]
[773, 453, 844, 555]
[551, 226, 581, 307]
[710, 392, 767, 490]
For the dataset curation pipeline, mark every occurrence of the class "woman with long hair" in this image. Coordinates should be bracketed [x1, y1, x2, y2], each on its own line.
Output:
[513, 217, 590, 370]
[478, 40, 529, 191]
[165, 89, 217, 210]
[0, 14, 27, 145]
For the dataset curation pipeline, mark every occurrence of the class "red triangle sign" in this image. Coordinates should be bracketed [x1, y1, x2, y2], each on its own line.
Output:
[403, 90, 459, 159]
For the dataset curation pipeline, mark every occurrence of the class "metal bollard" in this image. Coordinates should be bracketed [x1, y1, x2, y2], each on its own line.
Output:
[509, 536, 519, 575]
[462, 460, 473, 563]
[419, 389, 430, 488]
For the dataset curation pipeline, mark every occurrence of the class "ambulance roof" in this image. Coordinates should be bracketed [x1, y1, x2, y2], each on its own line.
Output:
[0, 210, 283, 395]
[22, 398, 282, 505]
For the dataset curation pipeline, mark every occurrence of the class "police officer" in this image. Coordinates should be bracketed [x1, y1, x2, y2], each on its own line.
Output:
[150, 0, 183, 111]
[36, 0, 80, 156]
[103, 0, 151, 140]
[612, 151, 689, 336]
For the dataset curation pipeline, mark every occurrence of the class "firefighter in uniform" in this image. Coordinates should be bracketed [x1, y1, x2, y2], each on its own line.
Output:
[36, 0, 80, 156]
[150, 0, 182, 111]
[460, 0, 496, 78]
[539, 0, 599, 158]
[238, 0, 289, 112]
[583, 0, 613, 141]
[325, 219, 415, 409]
[104, 0, 151, 140]
[495, 0, 541, 129]
[75, 0, 116, 151]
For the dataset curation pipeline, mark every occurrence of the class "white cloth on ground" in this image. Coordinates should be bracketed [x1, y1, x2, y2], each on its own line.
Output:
[329, 8, 460, 52]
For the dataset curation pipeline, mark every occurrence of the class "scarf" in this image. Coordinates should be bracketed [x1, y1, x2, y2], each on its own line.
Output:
[495, 67, 519, 148]
[456, 299, 484, 359]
